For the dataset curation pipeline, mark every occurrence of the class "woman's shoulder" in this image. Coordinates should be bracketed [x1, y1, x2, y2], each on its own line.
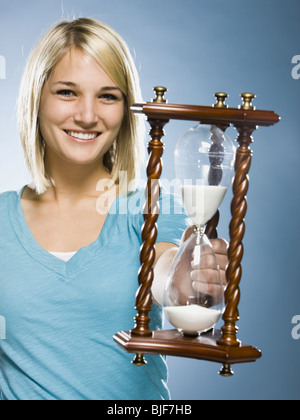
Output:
[0, 189, 22, 232]
[125, 186, 189, 245]
[0, 189, 19, 205]
[125, 186, 187, 223]
[0, 186, 26, 212]
[126, 185, 184, 205]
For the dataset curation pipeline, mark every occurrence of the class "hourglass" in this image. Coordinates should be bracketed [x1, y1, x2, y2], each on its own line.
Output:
[114, 88, 280, 376]
[163, 124, 236, 337]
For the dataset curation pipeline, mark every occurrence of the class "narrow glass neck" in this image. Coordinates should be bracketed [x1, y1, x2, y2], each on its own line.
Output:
[195, 225, 205, 236]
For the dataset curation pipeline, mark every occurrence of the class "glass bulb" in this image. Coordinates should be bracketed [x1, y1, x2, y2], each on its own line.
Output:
[163, 124, 236, 337]
[174, 124, 236, 189]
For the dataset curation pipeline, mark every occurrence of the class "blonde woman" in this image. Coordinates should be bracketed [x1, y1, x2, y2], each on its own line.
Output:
[0, 18, 228, 400]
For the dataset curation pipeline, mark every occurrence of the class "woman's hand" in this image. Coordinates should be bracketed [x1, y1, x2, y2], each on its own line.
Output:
[152, 227, 228, 306]
[190, 237, 228, 307]
[211, 238, 228, 287]
[182, 226, 228, 287]
[199, 237, 228, 288]
[173, 227, 228, 306]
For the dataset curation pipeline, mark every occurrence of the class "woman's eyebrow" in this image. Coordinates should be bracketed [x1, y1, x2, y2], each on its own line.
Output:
[100, 86, 121, 91]
[51, 82, 121, 92]
[52, 81, 77, 87]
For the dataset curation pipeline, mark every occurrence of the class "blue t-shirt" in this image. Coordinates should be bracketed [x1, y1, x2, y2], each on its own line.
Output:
[0, 187, 188, 400]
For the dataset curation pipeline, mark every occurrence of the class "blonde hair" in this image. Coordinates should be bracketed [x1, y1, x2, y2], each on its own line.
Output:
[18, 17, 145, 194]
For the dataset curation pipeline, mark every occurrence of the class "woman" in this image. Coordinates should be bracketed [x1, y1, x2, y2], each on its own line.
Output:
[0, 18, 228, 400]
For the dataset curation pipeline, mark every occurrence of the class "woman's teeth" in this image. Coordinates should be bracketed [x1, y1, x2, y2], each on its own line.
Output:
[66, 131, 99, 140]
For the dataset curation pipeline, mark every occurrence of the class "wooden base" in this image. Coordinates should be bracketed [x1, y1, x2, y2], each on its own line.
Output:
[113, 329, 262, 366]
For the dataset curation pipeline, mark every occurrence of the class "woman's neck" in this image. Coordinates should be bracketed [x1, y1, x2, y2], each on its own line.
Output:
[42, 154, 113, 205]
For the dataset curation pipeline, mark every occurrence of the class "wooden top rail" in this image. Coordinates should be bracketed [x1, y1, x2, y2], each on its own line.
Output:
[131, 102, 280, 127]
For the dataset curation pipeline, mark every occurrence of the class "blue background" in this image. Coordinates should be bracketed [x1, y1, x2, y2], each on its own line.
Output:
[0, 0, 299, 400]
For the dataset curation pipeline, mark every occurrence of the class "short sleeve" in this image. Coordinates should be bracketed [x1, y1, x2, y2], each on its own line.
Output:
[131, 188, 190, 247]
[156, 190, 190, 246]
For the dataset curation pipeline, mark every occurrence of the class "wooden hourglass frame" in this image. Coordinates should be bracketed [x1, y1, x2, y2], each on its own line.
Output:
[114, 87, 280, 376]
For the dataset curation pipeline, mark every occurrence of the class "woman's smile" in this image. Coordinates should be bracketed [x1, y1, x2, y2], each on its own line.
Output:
[64, 130, 102, 143]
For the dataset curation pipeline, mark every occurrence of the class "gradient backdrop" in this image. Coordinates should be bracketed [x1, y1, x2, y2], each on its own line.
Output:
[0, 0, 299, 400]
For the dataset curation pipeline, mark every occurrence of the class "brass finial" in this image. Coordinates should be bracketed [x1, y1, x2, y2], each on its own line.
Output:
[153, 86, 167, 103]
[240, 93, 256, 110]
[132, 353, 147, 366]
[219, 363, 234, 377]
[214, 92, 229, 108]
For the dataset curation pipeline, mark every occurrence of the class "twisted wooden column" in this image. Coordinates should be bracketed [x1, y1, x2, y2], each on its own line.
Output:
[218, 124, 256, 347]
[131, 119, 169, 338]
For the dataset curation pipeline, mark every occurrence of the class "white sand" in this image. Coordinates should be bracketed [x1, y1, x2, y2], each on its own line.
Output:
[180, 185, 227, 226]
[164, 304, 221, 335]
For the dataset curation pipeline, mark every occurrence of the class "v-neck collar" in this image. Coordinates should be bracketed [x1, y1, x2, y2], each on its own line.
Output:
[8, 186, 120, 279]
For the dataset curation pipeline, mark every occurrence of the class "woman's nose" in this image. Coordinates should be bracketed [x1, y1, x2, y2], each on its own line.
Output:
[74, 97, 99, 126]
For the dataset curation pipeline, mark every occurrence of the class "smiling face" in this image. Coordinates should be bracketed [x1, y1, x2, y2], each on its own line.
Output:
[38, 48, 125, 171]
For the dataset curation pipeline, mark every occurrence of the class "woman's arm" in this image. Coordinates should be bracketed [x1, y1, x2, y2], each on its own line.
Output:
[152, 244, 179, 306]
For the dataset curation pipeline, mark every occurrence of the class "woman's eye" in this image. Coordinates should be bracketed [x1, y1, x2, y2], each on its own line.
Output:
[57, 90, 75, 98]
[100, 93, 118, 102]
